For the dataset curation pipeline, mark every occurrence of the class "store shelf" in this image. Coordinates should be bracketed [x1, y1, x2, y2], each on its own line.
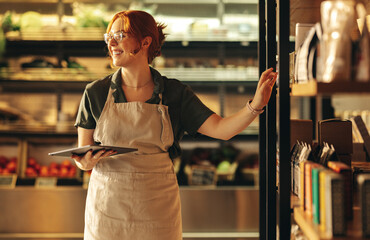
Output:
[291, 193, 300, 209]
[5, 30, 257, 43]
[166, 34, 257, 43]
[0, 0, 59, 2]
[291, 81, 370, 96]
[0, 124, 77, 138]
[143, 0, 258, 4]
[0, 67, 259, 93]
[294, 207, 369, 240]
[0, 127, 258, 140]
[0, 0, 257, 4]
[159, 67, 258, 82]
[0, 68, 108, 82]
[293, 208, 332, 240]
[6, 29, 104, 42]
[0, 67, 258, 82]
[352, 161, 370, 172]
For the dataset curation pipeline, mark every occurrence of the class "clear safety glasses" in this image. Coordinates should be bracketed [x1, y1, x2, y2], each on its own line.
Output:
[104, 31, 126, 44]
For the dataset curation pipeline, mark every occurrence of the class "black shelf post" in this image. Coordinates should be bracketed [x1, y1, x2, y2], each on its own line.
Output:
[278, 0, 291, 239]
[266, 0, 277, 239]
[258, 0, 266, 239]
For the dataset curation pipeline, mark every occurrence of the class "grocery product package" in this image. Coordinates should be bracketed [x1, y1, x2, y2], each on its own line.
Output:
[318, 0, 356, 82]
[353, 3, 370, 82]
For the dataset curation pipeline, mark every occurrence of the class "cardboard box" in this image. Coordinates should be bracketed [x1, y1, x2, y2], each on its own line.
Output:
[291, 119, 313, 150]
[318, 119, 353, 154]
[358, 174, 370, 237]
[353, 143, 368, 162]
[289, 0, 323, 36]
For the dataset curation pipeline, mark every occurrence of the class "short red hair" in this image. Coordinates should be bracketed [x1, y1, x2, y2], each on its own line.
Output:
[106, 10, 166, 64]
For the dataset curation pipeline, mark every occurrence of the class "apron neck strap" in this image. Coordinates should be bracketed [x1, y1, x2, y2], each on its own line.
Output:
[107, 87, 115, 103]
[158, 93, 163, 105]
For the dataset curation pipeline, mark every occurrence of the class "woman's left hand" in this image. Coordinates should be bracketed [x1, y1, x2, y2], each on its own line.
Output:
[250, 68, 278, 110]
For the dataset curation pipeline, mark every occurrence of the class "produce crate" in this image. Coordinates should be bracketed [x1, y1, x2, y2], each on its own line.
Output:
[21, 137, 81, 185]
[0, 137, 22, 176]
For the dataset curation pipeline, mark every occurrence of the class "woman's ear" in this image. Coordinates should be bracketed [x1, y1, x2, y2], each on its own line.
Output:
[142, 36, 152, 49]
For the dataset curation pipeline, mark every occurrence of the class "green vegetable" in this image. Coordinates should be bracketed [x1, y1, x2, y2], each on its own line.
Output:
[73, 3, 107, 29]
[67, 61, 84, 69]
[0, 29, 5, 58]
[217, 160, 231, 172]
[20, 11, 42, 30]
[1, 11, 20, 32]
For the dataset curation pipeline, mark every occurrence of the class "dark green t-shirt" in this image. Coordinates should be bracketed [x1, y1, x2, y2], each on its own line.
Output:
[75, 67, 215, 159]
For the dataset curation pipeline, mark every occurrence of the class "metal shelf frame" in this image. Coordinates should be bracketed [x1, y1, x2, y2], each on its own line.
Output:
[259, 0, 291, 239]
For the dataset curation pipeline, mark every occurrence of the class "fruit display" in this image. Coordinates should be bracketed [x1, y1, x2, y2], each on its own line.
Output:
[0, 155, 17, 175]
[25, 157, 77, 178]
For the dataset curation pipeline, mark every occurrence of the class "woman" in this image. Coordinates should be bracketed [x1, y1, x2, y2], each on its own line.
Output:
[73, 10, 277, 240]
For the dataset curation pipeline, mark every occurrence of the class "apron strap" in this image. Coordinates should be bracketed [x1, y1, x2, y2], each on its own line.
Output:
[107, 87, 115, 103]
[159, 93, 163, 105]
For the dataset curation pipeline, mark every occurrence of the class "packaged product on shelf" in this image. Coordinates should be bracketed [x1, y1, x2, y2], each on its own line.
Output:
[311, 165, 325, 225]
[358, 174, 370, 237]
[295, 23, 321, 83]
[304, 161, 321, 219]
[299, 160, 306, 210]
[324, 171, 346, 237]
[291, 142, 312, 196]
[353, 2, 370, 82]
[319, 0, 356, 82]
[327, 161, 353, 221]
[318, 119, 353, 155]
[319, 169, 330, 233]
[353, 115, 370, 160]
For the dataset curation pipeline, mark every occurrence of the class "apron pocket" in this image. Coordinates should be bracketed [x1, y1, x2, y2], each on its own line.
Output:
[90, 171, 181, 228]
[132, 173, 181, 228]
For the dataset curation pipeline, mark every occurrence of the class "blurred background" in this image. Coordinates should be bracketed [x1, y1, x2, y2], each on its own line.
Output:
[0, 1, 369, 240]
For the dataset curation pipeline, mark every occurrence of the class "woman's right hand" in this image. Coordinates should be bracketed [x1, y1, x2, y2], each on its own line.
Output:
[71, 149, 116, 171]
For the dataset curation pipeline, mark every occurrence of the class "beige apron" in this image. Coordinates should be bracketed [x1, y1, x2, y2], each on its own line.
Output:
[84, 87, 182, 240]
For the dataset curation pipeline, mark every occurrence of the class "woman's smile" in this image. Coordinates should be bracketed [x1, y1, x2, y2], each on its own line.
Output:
[111, 49, 123, 56]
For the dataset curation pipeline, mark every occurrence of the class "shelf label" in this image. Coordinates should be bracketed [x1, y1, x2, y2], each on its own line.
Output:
[0, 174, 17, 189]
[35, 177, 57, 188]
[190, 166, 216, 186]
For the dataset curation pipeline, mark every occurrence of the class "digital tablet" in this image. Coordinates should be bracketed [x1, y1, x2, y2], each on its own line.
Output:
[48, 145, 138, 157]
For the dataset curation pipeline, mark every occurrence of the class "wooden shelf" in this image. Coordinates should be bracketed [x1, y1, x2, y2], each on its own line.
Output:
[291, 193, 300, 209]
[291, 81, 370, 96]
[294, 208, 333, 240]
[294, 207, 369, 240]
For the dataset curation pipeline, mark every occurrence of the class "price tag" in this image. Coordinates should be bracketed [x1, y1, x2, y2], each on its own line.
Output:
[190, 166, 217, 186]
[35, 177, 57, 188]
[0, 174, 17, 189]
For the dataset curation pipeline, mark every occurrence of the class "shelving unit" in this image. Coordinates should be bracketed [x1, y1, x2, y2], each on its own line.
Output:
[291, 81, 370, 96]
[5, 29, 257, 43]
[294, 207, 367, 240]
[0, 67, 259, 83]
[268, 2, 370, 240]
[0, 0, 262, 189]
[289, 81, 370, 240]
